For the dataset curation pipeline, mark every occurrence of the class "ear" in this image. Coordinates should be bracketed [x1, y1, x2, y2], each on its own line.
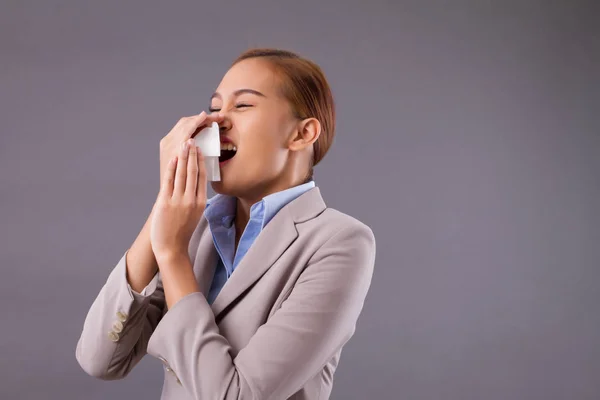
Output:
[288, 117, 321, 152]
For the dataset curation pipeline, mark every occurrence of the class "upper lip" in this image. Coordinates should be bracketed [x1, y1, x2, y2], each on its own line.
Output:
[220, 136, 236, 146]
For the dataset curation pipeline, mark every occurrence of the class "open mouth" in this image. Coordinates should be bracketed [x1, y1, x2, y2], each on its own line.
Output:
[219, 142, 237, 163]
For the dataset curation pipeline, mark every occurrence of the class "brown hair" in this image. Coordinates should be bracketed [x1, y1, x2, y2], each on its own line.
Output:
[232, 48, 336, 183]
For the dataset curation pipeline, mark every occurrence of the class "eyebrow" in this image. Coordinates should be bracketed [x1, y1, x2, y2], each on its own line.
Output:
[210, 88, 266, 101]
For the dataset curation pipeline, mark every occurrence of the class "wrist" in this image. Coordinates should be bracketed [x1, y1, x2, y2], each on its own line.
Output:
[155, 250, 188, 267]
[155, 252, 199, 309]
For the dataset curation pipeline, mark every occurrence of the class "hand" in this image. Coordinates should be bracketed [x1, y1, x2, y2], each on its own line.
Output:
[159, 112, 223, 190]
[150, 137, 207, 261]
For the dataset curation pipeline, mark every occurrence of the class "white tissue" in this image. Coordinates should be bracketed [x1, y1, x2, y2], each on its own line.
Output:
[193, 121, 221, 181]
[194, 122, 220, 156]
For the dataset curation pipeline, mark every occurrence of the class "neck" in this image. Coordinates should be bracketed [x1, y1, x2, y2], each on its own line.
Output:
[233, 183, 280, 239]
[232, 174, 309, 244]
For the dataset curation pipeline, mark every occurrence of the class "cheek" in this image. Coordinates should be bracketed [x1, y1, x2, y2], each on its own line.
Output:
[238, 112, 285, 155]
[240, 138, 283, 170]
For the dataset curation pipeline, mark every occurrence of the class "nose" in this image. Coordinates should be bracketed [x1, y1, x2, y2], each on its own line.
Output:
[215, 112, 231, 132]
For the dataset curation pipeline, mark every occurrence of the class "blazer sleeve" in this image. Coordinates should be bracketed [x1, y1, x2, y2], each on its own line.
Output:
[145, 223, 376, 400]
[75, 249, 165, 380]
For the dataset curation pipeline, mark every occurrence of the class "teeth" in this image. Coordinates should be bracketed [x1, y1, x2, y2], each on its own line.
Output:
[220, 143, 237, 151]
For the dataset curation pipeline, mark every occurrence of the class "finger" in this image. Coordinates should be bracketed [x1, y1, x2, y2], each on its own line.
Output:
[185, 144, 198, 200]
[207, 111, 225, 124]
[196, 147, 207, 203]
[188, 111, 225, 139]
[184, 112, 208, 141]
[160, 156, 177, 198]
[173, 139, 190, 196]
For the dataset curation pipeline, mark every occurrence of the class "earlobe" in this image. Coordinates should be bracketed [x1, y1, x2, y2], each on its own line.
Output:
[289, 118, 321, 151]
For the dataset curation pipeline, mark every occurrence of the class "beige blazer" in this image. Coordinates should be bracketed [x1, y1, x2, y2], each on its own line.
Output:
[76, 187, 376, 399]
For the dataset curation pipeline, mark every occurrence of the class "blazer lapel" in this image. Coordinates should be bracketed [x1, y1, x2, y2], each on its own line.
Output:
[210, 186, 326, 319]
[210, 206, 297, 318]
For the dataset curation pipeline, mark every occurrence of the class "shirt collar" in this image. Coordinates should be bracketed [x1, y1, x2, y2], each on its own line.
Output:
[205, 180, 316, 229]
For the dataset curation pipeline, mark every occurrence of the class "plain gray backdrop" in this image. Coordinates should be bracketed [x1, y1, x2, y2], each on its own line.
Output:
[1, 1, 599, 399]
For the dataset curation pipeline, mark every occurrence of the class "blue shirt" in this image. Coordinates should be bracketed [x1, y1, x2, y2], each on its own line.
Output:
[203, 180, 316, 304]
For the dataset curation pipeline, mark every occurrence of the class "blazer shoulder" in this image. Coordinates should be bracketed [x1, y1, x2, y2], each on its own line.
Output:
[313, 207, 376, 246]
[321, 207, 374, 232]
[305, 207, 377, 282]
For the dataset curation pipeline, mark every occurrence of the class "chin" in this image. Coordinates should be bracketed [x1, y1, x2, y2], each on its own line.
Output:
[210, 176, 265, 200]
[210, 180, 228, 194]
[210, 180, 238, 197]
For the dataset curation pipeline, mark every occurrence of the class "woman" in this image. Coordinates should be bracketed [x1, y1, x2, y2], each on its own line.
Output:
[76, 48, 376, 400]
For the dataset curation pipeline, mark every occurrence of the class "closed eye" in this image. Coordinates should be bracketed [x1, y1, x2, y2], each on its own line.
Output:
[208, 104, 252, 112]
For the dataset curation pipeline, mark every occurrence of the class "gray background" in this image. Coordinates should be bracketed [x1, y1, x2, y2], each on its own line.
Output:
[1, 1, 599, 399]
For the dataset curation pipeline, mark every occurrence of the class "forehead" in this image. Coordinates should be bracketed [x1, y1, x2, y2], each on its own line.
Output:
[215, 58, 280, 98]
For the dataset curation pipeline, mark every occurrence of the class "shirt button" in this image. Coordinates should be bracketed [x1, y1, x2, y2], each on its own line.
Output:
[116, 311, 128, 322]
[108, 331, 119, 342]
[158, 356, 169, 367]
[112, 320, 124, 333]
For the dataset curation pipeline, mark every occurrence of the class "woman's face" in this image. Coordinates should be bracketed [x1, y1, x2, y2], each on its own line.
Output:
[208, 58, 300, 199]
